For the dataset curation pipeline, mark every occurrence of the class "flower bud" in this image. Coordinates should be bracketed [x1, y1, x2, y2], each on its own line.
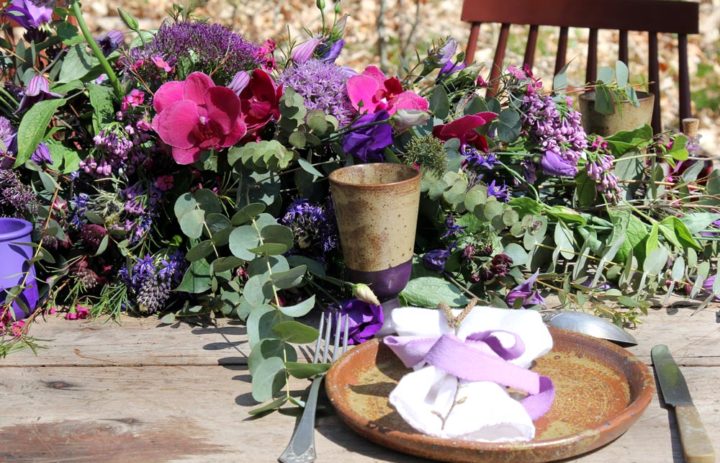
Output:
[228, 71, 250, 96]
[291, 37, 322, 64]
[316, 0, 326, 10]
[352, 283, 381, 306]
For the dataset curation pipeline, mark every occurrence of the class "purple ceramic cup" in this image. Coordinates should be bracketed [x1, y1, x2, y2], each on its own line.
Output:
[0, 218, 39, 319]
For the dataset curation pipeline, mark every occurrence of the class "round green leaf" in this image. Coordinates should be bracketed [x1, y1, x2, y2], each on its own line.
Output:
[186, 240, 215, 262]
[285, 361, 329, 379]
[231, 203, 266, 226]
[179, 210, 205, 239]
[213, 256, 245, 273]
[251, 356, 285, 403]
[277, 295, 315, 318]
[272, 321, 319, 344]
[271, 265, 307, 290]
[249, 339, 297, 375]
[193, 188, 223, 214]
[244, 274, 273, 307]
[229, 225, 260, 260]
[174, 193, 198, 220]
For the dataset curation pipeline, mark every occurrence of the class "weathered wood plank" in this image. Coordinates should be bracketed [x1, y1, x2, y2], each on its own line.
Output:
[4, 303, 718, 368]
[0, 365, 718, 462]
[0, 316, 251, 367]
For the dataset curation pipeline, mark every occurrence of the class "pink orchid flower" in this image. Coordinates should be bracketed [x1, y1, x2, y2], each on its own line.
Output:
[346, 66, 428, 115]
[152, 72, 247, 165]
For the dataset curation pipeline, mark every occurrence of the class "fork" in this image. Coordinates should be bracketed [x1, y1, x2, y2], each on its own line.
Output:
[278, 312, 349, 463]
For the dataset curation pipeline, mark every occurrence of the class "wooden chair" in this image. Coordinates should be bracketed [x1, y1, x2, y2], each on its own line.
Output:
[461, 0, 700, 133]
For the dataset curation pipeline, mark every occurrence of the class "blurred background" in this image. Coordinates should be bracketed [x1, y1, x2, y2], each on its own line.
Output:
[83, 0, 719, 149]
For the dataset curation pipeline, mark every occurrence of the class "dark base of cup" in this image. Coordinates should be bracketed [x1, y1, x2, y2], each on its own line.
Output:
[346, 260, 413, 301]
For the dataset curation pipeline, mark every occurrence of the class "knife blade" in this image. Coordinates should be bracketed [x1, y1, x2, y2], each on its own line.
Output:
[651, 344, 715, 463]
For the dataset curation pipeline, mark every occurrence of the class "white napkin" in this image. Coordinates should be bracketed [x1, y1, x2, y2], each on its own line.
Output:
[387, 306, 553, 442]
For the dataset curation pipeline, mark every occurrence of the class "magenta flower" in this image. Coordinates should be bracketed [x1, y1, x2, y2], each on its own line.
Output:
[151, 72, 247, 165]
[121, 89, 145, 111]
[346, 66, 428, 115]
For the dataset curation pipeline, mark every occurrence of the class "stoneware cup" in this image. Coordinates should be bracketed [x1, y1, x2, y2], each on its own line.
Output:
[329, 163, 421, 303]
[0, 218, 39, 319]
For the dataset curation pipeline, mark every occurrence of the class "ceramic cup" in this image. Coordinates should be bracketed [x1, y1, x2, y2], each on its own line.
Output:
[329, 163, 421, 302]
[0, 218, 39, 319]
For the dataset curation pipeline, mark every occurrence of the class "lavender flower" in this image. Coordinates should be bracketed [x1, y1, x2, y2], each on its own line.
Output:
[124, 22, 261, 87]
[329, 299, 384, 345]
[137, 277, 171, 314]
[0, 116, 16, 167]
[521, 92, 587, 177]
[281, 198, 338, 257]
[585, 136, 621, 202]
[70, 193, 90, 228]
[506, 271, 545, 308]
[342, 110, 393, 162]
[4, 0, 53, 30]
[0, 169, 39, 218]
[423, 249, 450, 272]
[279, 59, 356, 126]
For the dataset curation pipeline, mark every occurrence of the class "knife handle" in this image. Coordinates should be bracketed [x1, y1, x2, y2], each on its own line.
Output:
[676, 404, 715, 463]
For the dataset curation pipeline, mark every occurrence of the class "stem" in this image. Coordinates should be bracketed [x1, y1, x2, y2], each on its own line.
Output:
[69, 0, 123, 99]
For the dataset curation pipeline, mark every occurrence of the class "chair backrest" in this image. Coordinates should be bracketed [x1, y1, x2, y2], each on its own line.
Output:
[461, 0, 699, 132]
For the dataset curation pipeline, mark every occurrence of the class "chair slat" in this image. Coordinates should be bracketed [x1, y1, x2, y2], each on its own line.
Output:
[586, 28, 598, 83]
[648, 31, 661, 132]
[523, 25, 539, 70]
[619, 30, 628, 64]
[678, 33, 692, 123]
[488, 23, 511, 98]
[464, 22, 482, 66]
[554, 26, 568, 76]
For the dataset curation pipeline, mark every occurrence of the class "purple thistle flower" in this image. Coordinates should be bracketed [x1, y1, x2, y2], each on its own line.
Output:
[4, 0, 53, 30]
[329, 299, 384, 345]
[487, 179, 510, 202]
[422, 248, 450, 272]
[279, 59, 356, 126]
[17, 74, 61, 114]
[506, 271, 545, 308]
[124, 22, 261, 87]
[30, 142, 52, 164]
[342, 110, 393, 163]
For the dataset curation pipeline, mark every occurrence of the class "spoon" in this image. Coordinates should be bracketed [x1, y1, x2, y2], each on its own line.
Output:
[543, 311, 638, 346]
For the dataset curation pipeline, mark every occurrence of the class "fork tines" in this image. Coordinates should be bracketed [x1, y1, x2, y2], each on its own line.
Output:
[312, 312, 350, 364]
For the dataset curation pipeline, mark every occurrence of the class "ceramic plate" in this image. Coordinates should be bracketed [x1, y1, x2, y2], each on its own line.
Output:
[325, 328, 654, 463]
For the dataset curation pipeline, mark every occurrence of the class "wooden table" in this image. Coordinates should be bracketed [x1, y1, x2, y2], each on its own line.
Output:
[1, 305, 718, 463]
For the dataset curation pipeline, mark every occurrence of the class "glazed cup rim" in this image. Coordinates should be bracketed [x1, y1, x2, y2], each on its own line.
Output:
[329, 163, 421, 189]
[0, 217, 32, 241]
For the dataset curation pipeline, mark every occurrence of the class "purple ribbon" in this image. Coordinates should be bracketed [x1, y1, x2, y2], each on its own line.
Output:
[384, 330, 555, 420]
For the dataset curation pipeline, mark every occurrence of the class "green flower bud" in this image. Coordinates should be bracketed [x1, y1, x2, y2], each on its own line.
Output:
[352, 283, 381, 306]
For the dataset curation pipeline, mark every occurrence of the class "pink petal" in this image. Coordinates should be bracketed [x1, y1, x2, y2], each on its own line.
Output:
[152, 100, 201, 149]
[172, 146, 202, 165]
[219, 118, 248, 148]
[346, 74, 381, 113]
[153, 81, 184, 113]
[362, 66, 387, 84]
[204, 87, 242, 133]
[183, 72, 215, 104]
[391, 91, 429, 115]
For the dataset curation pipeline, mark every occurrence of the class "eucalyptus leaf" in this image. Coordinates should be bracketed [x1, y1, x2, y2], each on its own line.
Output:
[186, 240, 215, 262]
[272, 321, 319, 344]
[285, 362, 329, 379]
[229, 225, 261, 260]
[271, 265, 307, 290]
[179, 210, 205, 239]
[278, 295, 315, 317]
[231, 203, 266, 226]
[401, 277, 468, 308]
[176, 259, 212, 294]
[249, 339, 297, 375]
[251, 357, 286, 403]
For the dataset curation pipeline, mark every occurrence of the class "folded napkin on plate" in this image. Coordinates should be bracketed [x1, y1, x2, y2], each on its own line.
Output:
[383, 306, 554, 442]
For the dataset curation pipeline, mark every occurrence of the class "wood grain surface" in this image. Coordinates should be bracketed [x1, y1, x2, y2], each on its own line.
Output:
[1, 305, 718, 463]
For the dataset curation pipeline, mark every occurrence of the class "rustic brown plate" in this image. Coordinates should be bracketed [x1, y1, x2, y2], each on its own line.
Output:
[325, 327, 654, 463]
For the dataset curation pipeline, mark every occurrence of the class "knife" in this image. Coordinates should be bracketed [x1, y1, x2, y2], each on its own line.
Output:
[651, 344, 715, 463]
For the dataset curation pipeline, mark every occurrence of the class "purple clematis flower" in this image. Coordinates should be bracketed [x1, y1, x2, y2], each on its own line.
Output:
[342, 110, 393, 162]
[17, 74, 61, 114]
[506, 270, 545, 308]
[331, 299, 384, 345]
[423, 248, 450, 272]
[319, 39, 344, 63]
[97, 30, 124, 56]
[5, 0, 53, 30]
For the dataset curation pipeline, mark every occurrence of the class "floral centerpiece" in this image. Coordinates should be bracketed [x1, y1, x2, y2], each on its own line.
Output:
[0, 0, 718, 410]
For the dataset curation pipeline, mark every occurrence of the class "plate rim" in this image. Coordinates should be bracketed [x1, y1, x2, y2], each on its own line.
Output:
[325, 327, 654, 460]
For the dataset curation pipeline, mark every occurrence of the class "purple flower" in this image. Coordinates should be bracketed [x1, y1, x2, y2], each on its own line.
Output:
[440, 214, 463, 240]
[291, 37, 322, 64]
[487, 180, 510, 202]
[318, 39, 344, 63]
[279, 59, 356, 126]
[461, 145, 497, 170]
[124, 22, 261, 87]
[4, 0, 53, 30]
[439, 60, 466, 76]
[97, 30, 124, 56]
[437, 38, 458, 65]
[30, 142, 51, 164]
[0, 116, 16, 166]
[540, 149, 578, 177]
[331, 299, 384, 345]
[17, 74, 61, 114]
[423, 248, 450, 272]
[228, 71, 250, 96]
[342, 110, 393, 162]
[281, 198, 338, 257]
[506, 271, 545, 308]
